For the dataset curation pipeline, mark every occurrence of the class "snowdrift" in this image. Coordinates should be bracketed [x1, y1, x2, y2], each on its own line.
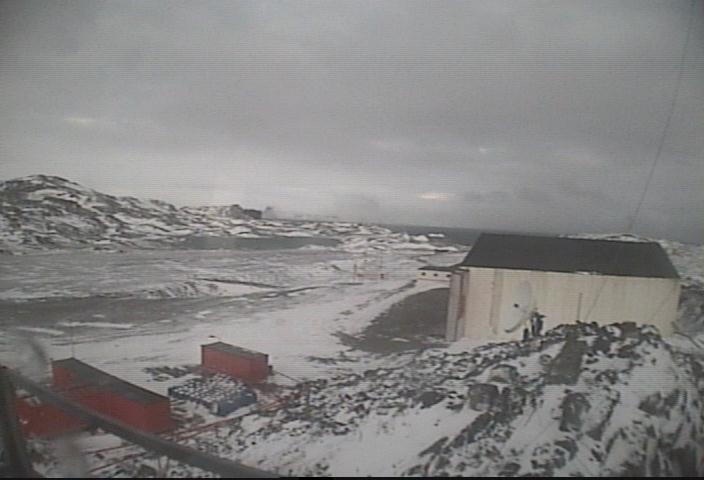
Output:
[171, 322, 704, 477]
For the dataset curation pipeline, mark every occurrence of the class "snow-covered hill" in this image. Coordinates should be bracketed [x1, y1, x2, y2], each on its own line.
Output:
[0, 175, 451, 254]
[184, 204, 261, 220]
[100, 322, 703, 477]
[0, 175, 248, 251]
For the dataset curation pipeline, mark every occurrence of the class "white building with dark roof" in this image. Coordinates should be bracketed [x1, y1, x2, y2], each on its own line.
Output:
[446, 233, 681, 341]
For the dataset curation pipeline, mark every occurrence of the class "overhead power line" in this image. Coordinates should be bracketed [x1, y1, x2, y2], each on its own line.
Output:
[582, 0, 696, 325]
[627, 0, 696, 232]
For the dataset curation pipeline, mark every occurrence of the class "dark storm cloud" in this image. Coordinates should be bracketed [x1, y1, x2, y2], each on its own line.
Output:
[1, 0, 702, 242]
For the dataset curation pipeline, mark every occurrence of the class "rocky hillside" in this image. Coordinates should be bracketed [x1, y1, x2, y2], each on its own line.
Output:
[0, 175, 256, 252]
[0, 175, 447, 254]
[97, 322, 703, 477]
[185, 204, 262, 220]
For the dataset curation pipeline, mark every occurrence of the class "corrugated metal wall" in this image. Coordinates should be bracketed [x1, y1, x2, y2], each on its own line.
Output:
[52, 363, 173, 433]
[452, 267, 680, 341]
[201, 347, 269, 383]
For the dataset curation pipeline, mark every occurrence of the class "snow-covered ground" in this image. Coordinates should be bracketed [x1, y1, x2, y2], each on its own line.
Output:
[3, 224, 704, 476]
[1, 245, 464, 476]
[169, 322, 704, 477]
[31, 323, 704, 478]
[0, 248, 464, 384]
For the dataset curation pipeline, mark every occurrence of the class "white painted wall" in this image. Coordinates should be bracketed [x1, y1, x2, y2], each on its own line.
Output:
[446, 266, 680, 341]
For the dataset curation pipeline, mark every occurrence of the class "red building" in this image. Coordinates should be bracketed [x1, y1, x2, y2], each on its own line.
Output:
[15, 395, 85, 437]
[52, 358, 174, 433]
[201, 342, 269, 383]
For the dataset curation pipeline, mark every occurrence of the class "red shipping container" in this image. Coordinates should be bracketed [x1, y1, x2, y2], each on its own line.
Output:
[201, 342, 269, 383]
[15, 395, 85, 438]
[52, 358, 174, 433]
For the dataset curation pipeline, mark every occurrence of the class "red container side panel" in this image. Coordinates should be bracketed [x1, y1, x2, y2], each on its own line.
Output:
[52, 361, 174, 434]
[202, 347, 269, 383]
[52, 364, 77, 389]
[248, 358, 270, 382]
[143, 401, 175, 433]
[15, 397, 85, 438]
[60, 387, 173, 433]
[202, 349, 246, 379]
[96, 396, 174, 433]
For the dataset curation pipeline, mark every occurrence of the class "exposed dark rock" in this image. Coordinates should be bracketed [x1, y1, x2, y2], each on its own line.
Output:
[592, 335, 613, 355]
[538, 354, 553, 368]
[559, 391, 590, 433]
[618, 322, 640, 338]
[135, 464, 158, 477]
[449, 412, 494, 449]
[586, 395, 618, 442]
[555, 438, 578, 459]
[665, 389, 682, 408]
[488, 364, 519, 384]
[467, 383, 500, 412]
[498, 462, 521, 476]
[418, 391, 445, 409]
[546, 334, 587, 385]
[671, 446, 700, 477]
[639, 392, 670, 417]
[244, 208, 263, 219]
[420, 436, 448, 457]
[619, 460, 647, 477]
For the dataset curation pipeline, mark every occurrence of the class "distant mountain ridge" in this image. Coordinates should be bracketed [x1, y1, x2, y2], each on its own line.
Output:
[186, 204, 262, 220]
[0, 175, 272, 252]
[0, 174, 444, 254]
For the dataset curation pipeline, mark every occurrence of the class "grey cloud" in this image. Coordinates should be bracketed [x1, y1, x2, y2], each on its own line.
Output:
[463, 191, 512, 204]
[515, 188, 554, 205]
[1, 0, 702, 242]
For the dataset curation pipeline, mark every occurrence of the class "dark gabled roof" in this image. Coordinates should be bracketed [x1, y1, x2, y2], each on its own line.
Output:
[458, 233, 679, 279]
[419, 265, 455, 272]
[202, 342, 268, 361]
[53, 358, 168, 405]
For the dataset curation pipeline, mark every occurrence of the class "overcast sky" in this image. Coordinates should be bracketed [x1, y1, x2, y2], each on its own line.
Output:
[1, 0, 702, 242]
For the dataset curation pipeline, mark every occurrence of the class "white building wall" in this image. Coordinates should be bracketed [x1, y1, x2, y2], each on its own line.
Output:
[445, 272, 463, 340]
[447, 266, 680, 341]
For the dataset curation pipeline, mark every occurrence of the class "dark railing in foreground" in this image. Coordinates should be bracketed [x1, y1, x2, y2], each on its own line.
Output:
[0, 367, 35, 477]
[5, 367, 278, 478]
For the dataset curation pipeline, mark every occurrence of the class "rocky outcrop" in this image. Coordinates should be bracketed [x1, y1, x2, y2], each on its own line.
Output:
[0, 175, 407, 253]
[147, 322, 704, 477]
[0, 175, 260, 251]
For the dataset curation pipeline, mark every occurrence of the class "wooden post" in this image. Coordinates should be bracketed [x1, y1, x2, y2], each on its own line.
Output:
[0, 366, 34, 477]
